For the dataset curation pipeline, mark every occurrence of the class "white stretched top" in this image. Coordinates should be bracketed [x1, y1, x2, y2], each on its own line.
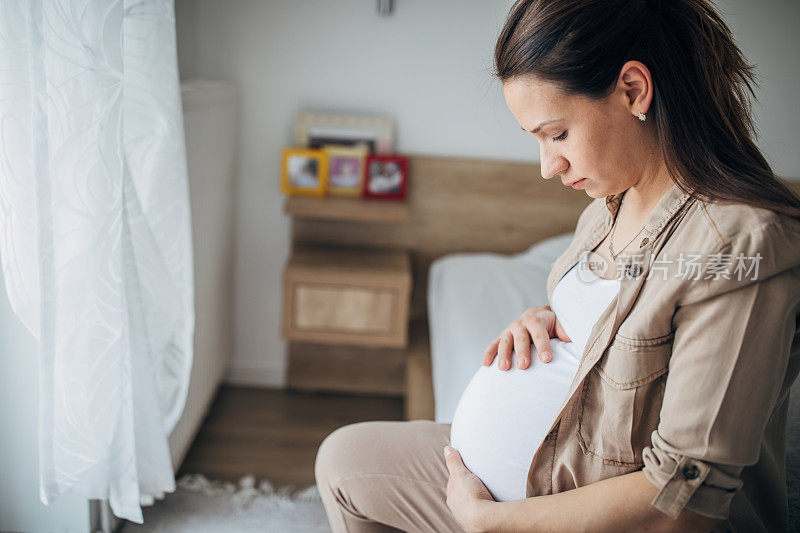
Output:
[449, 252, 620, 502]
[549, 252, 622, 360]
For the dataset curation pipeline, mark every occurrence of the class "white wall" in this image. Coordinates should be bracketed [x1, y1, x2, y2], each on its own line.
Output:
[174, 0, 800, 388]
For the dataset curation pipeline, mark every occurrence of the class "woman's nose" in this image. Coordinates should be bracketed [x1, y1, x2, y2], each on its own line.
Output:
[541, 150, 568, 180]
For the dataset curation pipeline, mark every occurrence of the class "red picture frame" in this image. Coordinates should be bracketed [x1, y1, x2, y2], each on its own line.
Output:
[362, 155, 408, 200]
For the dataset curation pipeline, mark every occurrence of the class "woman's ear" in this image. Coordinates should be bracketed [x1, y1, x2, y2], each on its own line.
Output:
[618, 60, 654, 116]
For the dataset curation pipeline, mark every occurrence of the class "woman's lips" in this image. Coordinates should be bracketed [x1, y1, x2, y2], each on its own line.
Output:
[570, 178, 587, 189]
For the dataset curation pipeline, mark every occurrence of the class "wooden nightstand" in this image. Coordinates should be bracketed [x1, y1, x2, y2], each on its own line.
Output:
[281, 195, 413, 398]
[282, 247, 411, 348]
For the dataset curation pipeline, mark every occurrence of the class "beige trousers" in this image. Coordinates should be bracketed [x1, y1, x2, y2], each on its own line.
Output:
[314, 419, 466, 532]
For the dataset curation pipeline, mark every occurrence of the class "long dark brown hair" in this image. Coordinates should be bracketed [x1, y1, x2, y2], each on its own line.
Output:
[494, 0, 800, 220]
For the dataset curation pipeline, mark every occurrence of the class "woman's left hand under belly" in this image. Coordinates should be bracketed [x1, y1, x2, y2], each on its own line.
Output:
[443, 445, 496, 533]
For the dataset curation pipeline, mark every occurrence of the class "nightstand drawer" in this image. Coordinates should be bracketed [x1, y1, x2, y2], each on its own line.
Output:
[282, 248, 412, 347]
[293, 284, 396, 332]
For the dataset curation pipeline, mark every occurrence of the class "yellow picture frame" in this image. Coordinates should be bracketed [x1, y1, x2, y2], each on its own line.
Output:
[281, 148, 328, 196]
[323, 146, 368, 197]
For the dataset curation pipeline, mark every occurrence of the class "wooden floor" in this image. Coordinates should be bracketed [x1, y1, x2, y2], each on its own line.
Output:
[177, 386, 404, 492]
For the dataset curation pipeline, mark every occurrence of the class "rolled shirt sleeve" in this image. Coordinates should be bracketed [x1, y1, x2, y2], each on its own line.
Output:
[641, 223, 800, 520]
[643, 433, 744, 519]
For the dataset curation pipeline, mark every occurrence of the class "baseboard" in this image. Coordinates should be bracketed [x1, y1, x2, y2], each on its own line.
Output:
[223, 363, 286, 388]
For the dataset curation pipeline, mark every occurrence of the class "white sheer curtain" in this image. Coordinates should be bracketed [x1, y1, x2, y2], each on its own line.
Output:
[0, 0, 193, 524]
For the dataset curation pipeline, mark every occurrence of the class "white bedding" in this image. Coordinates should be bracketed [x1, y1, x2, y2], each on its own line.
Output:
[426, 232, 574, 424]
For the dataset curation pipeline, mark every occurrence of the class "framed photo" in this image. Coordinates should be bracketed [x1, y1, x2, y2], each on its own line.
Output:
[294, 111, 394, 154]
[363, 155, 408, 200]
[311, 136, 374, 153]
[324, 146, 367, 196]
[281, 148, 328, 196]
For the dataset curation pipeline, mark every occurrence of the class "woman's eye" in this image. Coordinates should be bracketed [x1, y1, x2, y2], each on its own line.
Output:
[552, 130, 568, 142]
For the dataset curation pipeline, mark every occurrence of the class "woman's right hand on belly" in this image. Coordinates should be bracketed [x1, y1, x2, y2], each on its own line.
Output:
[481, 305, 572, 371]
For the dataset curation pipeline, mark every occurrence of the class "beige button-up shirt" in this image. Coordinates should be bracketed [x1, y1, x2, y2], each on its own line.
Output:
[526, 183, 800, 531]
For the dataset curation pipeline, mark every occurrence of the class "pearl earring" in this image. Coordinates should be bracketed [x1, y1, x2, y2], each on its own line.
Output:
[637, 111, 647, 122]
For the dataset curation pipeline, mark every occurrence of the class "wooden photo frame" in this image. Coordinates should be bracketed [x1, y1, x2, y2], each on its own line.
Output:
[363, 155, 408, 200]
[294, 111, 394, 154]
[281, 148, 328, 196]
[324, 146, 367, 197]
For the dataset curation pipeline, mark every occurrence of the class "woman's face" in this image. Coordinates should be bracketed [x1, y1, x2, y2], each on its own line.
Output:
[502, 71, 655, 199]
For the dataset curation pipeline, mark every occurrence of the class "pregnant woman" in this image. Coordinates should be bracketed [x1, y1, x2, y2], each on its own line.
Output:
[315, 0, 800, 531]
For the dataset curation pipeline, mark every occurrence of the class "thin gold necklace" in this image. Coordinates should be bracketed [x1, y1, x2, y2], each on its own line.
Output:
[608, 194, 648, 261]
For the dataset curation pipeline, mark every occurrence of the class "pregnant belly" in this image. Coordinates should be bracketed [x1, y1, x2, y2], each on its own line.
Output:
[449, 338, 581, 502]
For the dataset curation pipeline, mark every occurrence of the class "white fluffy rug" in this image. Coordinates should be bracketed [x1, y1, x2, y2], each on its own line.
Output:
[121, 473, 331, 532]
